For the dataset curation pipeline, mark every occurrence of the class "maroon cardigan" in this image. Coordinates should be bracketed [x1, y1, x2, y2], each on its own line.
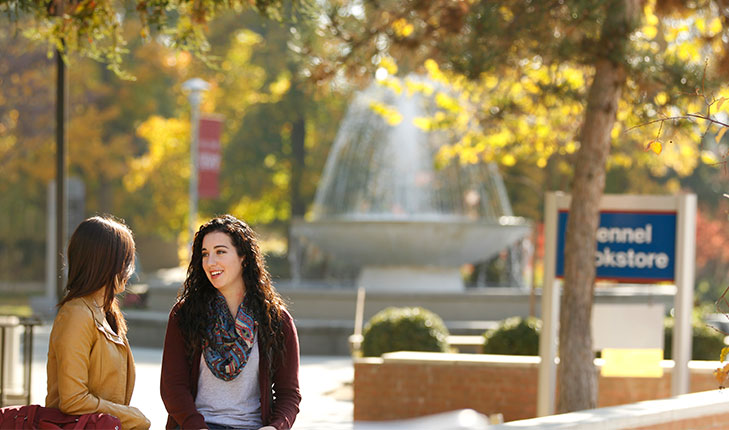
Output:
[160, 303, 301, 429]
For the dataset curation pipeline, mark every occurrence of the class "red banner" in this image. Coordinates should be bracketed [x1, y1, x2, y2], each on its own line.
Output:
[198, 115, 223, 199]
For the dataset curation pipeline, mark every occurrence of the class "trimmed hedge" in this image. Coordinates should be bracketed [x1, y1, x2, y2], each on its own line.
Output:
[478, 316, 726, 360]
[361, 307, 450, 357]
[482, 316, 541, 356]
[664, 318, 726, 360]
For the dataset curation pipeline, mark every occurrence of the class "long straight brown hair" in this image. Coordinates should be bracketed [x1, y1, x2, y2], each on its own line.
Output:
[58, 215, 135, 336]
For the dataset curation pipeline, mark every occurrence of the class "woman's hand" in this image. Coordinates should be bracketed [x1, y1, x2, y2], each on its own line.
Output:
[258, 427, 277, 430]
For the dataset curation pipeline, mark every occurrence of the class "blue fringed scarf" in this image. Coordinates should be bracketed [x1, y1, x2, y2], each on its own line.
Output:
[203, 293, 256, 381]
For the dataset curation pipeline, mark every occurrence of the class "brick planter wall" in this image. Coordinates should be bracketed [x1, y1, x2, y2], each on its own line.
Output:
[354, 352, 720, 422]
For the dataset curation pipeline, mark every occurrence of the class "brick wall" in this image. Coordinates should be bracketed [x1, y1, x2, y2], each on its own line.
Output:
[354, 352, 720, 422]
[597, 365, 718, 408]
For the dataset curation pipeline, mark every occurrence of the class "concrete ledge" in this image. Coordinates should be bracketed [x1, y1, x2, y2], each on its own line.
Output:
[295, 319, 354, 329]
[446, 335, 486, 353]
[350, 333, 487, 355]
[278, 285, 676, 325]
[359, 351, 721, 371]
[356, 357, 385, 365]
[124, 310, 169, 348]
[134, 281, 676, 355]
[376, 351, 540, 367]
[123, 309, 169, 322]
[291, 319, 351, 355]
[593, 358, 719, 374]
[490, 389, 729, 429]
[0, 282, 44, 295]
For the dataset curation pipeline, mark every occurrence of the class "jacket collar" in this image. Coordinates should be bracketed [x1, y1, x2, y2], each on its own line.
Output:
[79, 295, 126, 346]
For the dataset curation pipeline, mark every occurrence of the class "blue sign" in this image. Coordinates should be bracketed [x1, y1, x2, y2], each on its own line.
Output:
[556, 211, 677, 282]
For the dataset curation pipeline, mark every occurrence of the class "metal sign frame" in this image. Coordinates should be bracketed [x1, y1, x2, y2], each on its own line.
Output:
[537, 192, 696, 416]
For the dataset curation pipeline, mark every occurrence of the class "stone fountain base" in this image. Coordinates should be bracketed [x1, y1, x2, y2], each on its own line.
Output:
[292, 217, 531, 268]
[124, 278, 677, 356]
[358, 266, 463, 291]
[291, 217, 532, 292]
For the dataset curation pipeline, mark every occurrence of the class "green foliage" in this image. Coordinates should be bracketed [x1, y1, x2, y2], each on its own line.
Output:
[361, 307, 449, 357]
[194, 11, 348, 230]
[664, 317, 726, 361]
[482, 316, 542, 356]
[0, 294, 33, 317]
[0, 187, 46, 282]
[0, 22, 193, 282]
[479, 315, 727, 360]
[123, 116, 191, 238]
[0, 10, 350, 283]
[312, 0, 726, 178]
[0, 0, 286, 75]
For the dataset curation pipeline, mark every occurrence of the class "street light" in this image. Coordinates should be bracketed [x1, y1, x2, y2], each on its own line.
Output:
[182, 78, 210, 248]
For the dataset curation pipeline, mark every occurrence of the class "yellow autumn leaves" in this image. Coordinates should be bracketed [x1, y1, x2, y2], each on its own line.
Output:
[714, 347, 729, 387]
[640, 0, 725, 63]
[369, 0, 728, 178]
[392, 18, 414, 38]
[370, 57, 586, 169]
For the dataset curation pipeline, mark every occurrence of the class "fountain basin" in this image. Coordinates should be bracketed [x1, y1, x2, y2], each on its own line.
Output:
[290, 76, 533, 291]
[292, 216, 531, 267]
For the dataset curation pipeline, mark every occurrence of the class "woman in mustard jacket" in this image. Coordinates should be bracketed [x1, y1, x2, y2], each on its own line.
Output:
[45, 216, 150, 430]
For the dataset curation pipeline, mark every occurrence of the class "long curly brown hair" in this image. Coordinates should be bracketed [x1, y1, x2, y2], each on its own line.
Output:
[175, 215, 287, 365]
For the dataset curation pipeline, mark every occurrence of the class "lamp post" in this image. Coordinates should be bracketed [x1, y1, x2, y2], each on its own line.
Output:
[55, 46, 68, 303]
[182, 78, 210, 248]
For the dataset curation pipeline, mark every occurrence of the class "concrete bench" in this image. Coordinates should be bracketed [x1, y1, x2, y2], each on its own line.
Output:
[348, 334, 487, 355]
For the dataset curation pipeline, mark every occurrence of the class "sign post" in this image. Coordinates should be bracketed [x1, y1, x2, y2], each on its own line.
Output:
[537, 193, 696, 416]
[537, 193, 560, 417]
[673, 193, 697, 395]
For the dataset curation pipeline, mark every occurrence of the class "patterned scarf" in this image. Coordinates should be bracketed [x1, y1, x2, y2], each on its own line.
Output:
[203, 292, 256, 381]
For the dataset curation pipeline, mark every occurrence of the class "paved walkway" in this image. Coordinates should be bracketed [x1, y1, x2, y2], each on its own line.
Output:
[28, 325, 354, 429]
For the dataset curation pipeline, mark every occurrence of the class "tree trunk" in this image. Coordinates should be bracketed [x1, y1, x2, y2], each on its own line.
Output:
[557, 0, 639, 413]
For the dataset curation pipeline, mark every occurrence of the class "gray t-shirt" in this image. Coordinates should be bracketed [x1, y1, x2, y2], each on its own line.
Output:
[196, 333, 263, 429]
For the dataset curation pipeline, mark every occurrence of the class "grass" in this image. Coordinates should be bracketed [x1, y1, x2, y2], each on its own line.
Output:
[0, 293, 34, 317]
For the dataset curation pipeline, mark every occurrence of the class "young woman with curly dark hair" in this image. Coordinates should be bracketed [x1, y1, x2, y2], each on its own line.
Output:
[160, 215, 301, 430]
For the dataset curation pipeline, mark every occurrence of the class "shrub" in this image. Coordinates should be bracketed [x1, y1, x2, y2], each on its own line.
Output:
[482, 316, 541, 356]
[361, 307, 449, 357]
[664, 318, 726, 360]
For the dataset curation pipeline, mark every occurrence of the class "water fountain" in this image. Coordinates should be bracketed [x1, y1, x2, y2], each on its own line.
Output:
[291, 76, 531, 291]
[125, 77, 677, 356]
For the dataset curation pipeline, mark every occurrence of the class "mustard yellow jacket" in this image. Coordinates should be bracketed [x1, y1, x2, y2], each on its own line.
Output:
[45, 296, 150, 430]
